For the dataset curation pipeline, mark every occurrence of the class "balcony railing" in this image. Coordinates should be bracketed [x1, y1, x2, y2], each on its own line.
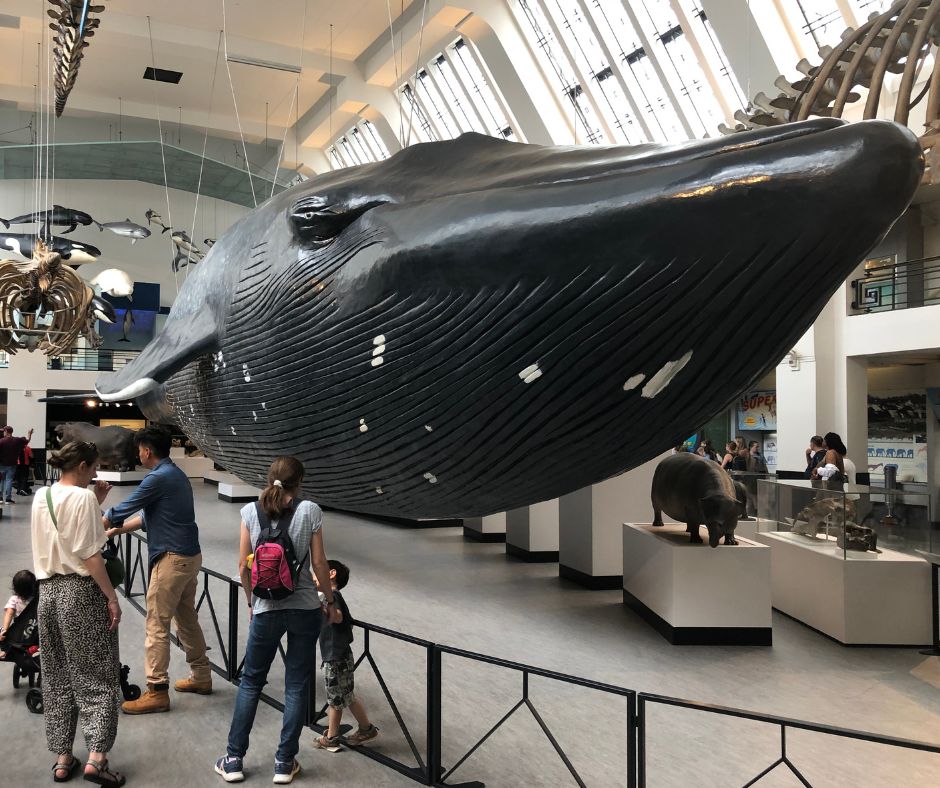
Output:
[47, 348, 140, 371]
[850, 255, 940, 314]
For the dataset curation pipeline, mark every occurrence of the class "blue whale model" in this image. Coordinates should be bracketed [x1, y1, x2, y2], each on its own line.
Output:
[95, 120, 922, 518]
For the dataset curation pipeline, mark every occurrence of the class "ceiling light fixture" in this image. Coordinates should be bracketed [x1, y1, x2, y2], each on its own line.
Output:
[226, 55, 301, 74]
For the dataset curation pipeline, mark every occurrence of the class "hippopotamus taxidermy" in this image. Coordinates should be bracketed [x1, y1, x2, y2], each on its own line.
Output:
[56, 422, 137, 471]
[92, 120, 922, 519]
[651, 453, 741, 547]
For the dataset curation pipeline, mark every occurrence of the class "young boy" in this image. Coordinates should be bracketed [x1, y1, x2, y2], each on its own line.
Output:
[314, 559, 379, 751]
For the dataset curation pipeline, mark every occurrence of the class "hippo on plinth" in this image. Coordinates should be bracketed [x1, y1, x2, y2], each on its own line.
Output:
[55, 422, 137, 471]
[651, 453, 741, 547]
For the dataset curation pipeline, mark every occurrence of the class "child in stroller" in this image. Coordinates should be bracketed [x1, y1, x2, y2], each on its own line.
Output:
[0, 571, 43, 712]
[1, 569, 141, 714]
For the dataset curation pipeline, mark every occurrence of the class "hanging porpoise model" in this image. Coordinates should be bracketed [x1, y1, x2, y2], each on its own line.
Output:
[93, 120, 922, 518]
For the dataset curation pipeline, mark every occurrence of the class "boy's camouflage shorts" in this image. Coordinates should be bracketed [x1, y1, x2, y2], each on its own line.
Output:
[323, 656, 356, 708]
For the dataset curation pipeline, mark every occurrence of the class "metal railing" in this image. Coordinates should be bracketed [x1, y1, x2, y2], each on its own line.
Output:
[47, 348, 140, 371]
[114, 532, 940, 787]
[850, 255, 940, 314]
[636, 693, 940, 788]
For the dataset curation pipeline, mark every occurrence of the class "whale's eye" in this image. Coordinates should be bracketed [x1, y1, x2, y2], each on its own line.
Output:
[290, 199, 385, 247]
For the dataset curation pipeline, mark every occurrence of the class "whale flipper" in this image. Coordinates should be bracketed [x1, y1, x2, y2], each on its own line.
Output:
[96, 309, 219, 400]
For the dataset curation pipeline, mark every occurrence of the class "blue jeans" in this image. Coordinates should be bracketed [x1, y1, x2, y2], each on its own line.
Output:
[0, 465, 15, 500]
[226, 608, 322, 763]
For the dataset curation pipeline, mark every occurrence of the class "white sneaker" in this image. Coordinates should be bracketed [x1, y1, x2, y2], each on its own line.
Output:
[273, 759, 301, 784]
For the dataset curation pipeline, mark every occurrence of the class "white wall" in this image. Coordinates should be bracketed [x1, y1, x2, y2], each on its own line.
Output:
[0, 179, 248, 306]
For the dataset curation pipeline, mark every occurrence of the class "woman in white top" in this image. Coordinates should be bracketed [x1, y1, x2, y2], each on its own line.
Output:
[32, 441, 125, 786]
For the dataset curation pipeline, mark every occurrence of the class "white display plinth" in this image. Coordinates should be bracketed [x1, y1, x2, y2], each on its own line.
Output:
[174, 456, 215, 479]
[204, 471, 261, 502]
[622, 523, 772, 645]
[754, 530, 932, 645]
[202, 468, 229, 486]
[506, 499, 559, 562]
[463, 513, 507, 543]
[170, 446, 186, 459]
[95, 469, 147, 486]
[559, 454, 673, 589]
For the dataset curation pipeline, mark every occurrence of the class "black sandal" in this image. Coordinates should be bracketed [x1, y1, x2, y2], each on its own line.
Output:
[52, 755, 80, 783]
[83, 759, 125, 787]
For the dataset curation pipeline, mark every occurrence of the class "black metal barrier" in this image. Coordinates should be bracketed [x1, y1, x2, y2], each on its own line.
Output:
[636, 693, 940, 787]
[116, 532, 940, 787]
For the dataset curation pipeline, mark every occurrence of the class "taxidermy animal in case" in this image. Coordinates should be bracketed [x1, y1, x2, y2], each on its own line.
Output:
[93, 120, 922, 519]
[651, 453, 741, 547]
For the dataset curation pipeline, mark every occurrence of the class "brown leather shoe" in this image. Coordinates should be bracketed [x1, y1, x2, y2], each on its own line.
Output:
[174, 676, 213, 695]
[121, 688, 170, 714]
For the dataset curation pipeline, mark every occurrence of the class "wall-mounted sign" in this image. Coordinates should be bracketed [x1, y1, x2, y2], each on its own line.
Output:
[737, 391, 776, 430]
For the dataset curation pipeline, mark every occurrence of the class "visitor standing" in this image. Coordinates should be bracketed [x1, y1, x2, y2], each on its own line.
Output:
[215, 456, 340, 785]
[31, 441, 125, 786]
[747, 441, 768, 473]
[103, 426, 210, 714]
[720, 441, 738, 470]
[812, 432, 848, 481]
[803, 435, 826, 479]
[0, 425, 33, 503]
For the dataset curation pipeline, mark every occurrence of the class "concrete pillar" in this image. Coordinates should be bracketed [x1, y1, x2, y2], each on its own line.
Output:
[5, 352, 48, 440]
[506, 499, 559, 562]
[776, 296, 867, 480]
[463, 512, 506, 542]
[558, 453, 671, 589]
[458, 7, 564, 144]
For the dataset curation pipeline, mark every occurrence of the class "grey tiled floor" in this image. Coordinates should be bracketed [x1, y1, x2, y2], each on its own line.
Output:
[2, 481, 940, 786]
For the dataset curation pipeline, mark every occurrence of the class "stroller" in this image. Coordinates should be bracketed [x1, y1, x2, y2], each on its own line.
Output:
[2, 593, 141, 714]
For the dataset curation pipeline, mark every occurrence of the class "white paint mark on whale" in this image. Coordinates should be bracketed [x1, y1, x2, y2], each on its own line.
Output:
[373, 335, 385, 345]
[372, 345, 385, 357]
[423, 472, 438, 484]
[359, 418, 368, 433]
[252, 411, 258, 422]
[519, 362, 542, 384]
[371, 357, 384, 367]
[375, 487, 384, 495]
[623, 374, 645, 392]
[424, 425, 433, 432]
[641, 351, 693, 399]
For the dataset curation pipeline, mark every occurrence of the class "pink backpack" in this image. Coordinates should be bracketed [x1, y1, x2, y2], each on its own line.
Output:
[250, 502, 307, 600]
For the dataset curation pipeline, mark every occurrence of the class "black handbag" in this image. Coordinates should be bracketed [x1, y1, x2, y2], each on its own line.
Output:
[45, 486, 124, 588]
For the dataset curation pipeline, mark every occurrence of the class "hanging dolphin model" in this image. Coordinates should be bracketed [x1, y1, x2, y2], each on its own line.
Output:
[96, 218, 152, 243]
[145, 209, 172, 234]
[118, 309, 134, 342]
[93, 121, 923, 518]
[0, 204, 96, 234]
[0, 232, 100, 264]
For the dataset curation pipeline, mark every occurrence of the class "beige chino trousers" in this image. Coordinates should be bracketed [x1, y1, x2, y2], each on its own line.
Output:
[145, 552, 211, 687]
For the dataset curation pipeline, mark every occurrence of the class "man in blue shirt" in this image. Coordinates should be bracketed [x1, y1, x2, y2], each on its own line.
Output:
[104, 426, 211, 713]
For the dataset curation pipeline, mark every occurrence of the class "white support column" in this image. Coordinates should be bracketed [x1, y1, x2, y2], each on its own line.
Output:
[700, 0, 786, 96]
[463, 512, 507, 542]
[558, 453, 672, 588]
[506, 499, 559, 562]
[5, 352, 49, 442]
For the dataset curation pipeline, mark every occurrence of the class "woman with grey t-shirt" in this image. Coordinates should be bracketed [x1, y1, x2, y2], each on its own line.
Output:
[215, 456, 341, 785]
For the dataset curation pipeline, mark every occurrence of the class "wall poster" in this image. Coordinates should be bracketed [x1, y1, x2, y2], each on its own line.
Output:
[867, 390, 927, 482]
[737, 391, 776, 431]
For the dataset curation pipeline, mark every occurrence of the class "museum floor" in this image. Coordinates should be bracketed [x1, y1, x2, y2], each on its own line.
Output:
[2, 482, 940, 786]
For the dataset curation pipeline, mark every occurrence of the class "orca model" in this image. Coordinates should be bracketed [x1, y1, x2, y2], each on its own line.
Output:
[94, 121, 923, 518]
[0, 233, 100, 265]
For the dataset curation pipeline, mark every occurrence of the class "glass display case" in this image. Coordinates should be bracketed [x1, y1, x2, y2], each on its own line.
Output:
[757, 478, 935, 560]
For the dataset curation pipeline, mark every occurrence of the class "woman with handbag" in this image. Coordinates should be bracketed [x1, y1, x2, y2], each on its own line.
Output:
[31, 441, 126, 786]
